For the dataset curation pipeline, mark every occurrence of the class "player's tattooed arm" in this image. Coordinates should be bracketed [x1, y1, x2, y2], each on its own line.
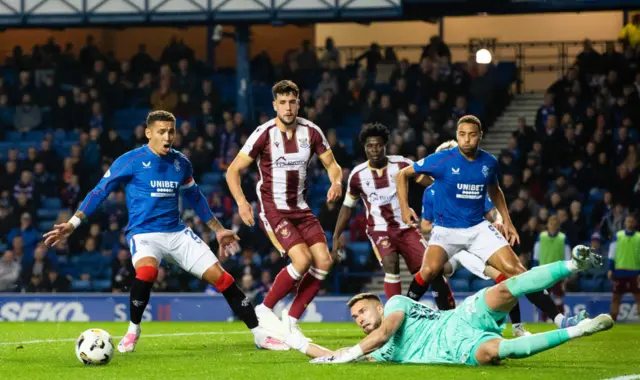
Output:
[415, 175, 433, 187]
[485, 208, 500, 223]
[206, 218, 224, 233]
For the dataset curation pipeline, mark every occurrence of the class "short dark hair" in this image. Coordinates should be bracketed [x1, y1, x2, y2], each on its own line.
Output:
[146, 110, 176, 127]
[272, 80, 299, 99]
[457, 115, 482, 131]
[359, 122, 390, 145]
[347, 293, 382, 308]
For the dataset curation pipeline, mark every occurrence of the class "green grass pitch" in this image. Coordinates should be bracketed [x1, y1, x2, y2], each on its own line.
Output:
[0, 322, 638, 380]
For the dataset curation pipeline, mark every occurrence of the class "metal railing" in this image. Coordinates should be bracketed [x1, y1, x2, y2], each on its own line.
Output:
[318, 39, 614, 92]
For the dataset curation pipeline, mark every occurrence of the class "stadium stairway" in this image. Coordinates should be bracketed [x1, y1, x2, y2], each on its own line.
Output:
[484, 92, 545, 156]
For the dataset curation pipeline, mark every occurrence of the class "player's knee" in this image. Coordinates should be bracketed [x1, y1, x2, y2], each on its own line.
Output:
[420, 265, 438, 282]
[135, 266, 158, 283]
[381, 256, 399, 274]
[315, 253, 333, 272]
[289, 249, 312, 273]
[501, 262, 526, 278]
[476, 339, 501, 365]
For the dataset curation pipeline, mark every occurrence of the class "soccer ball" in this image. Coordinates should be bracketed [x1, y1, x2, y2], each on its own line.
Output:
[75, 329, 114, 365]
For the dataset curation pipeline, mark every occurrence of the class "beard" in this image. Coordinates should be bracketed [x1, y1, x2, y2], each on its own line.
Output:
[278, 114, 296, 126]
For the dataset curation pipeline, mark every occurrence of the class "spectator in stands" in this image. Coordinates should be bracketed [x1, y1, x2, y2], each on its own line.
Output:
[21, 242, 53, 284]
[25, 274, 48, 293]
[355, 43, 383, 73]
[13, 170, 35, 202]
[263, 249, 285, 279]
[518, 217, 540, 268]
[296, 39, 318, 71]
[47, 270, 70, 293]
[14, 93, 42, 133]
[0, 250, 20, 292]
[7, 213, 39, 256]
[569, 200, 589, 243]
[576, 39, 601, 76]
[315, 71, 339, 99]
[112, 248, 134, 293]
[175, 58, 196, 94]
[421, 35, 451, 62]
[151, 79, 177, 112]
[153, 267, 169, 292]
[535, 92, 556, 132]
[602, 203, 629, 241]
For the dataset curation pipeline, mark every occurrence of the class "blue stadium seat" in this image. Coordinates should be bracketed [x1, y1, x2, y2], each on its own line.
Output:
[37, 208, 61, 219]
[325, 231, 333, 246]
[38, 220, 54, 232]
[25, 131, 44, 142]
[449, 279, 470, 292]
[343, 114, 362, 129]
[71, 279, 92, 292]
[67, 130, 80, 141]
[348, 242, 371, 266]
[6, 131, 22, 142]
[451, 267, 474, 281]
[43, 198, 62, 209]
[602, 279, 612, 292]
[93, 279, 111, 291]
[470, 278, 494, 291]
[201, 172, 222, 185]
[198, 184, 215, 196]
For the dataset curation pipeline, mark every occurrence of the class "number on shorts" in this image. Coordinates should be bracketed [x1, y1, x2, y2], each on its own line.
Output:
[184, 229, 202, 244]
[487, 224, 502, 239]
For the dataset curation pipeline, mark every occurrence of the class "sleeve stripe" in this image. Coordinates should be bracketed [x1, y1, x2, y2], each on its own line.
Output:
[181, 176, 195, 189]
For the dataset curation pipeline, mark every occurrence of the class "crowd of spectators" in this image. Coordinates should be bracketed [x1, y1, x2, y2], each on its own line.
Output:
[504, 39, 640, 290]
[0, 33, 508, 298]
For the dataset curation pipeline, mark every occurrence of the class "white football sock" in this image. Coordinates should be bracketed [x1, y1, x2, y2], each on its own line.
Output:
[128, 321, 140, 334]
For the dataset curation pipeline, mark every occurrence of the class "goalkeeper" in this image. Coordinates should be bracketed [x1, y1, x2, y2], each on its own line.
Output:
[285, 245, 614, 366]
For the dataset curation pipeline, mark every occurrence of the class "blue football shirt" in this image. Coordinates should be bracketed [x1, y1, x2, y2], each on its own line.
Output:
[414, 147, 499, 228]
[77, 145, 214, 240]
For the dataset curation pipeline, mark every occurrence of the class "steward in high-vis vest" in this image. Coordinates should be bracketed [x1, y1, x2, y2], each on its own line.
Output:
[608, 215, 640, 321]
[533, 216, 571, 320]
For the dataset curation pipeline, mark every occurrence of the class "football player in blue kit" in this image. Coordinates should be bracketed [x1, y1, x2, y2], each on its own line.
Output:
[396, 115, 586, 329]
[43, 110, 288, 352]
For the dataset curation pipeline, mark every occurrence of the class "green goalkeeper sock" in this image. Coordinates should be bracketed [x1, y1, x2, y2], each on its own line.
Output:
[498, 329, 572, 359]
[505, 261, 574, 298]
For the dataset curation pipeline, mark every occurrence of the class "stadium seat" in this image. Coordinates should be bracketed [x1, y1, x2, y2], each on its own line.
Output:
[37, 208, 61, 219]
[93, 279, 111, 291]
[43, 197, 62, 209]
[38, 220, 54, 232]
[470, 278, 494, 291]
[602, 279, 612, 292]
[71, 279, 92, 292]
[451, 267, 474, 281]
[449, 279, 470, 292]
[25, 131, 45, 142]
[348, 242, 371, 266]
[201, 172, 223, 185]
[198, 184, 215, 196]
[6, 131, 22, 142]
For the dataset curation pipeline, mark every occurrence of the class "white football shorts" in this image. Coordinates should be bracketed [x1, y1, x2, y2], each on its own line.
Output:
[128, 227, 218, 278]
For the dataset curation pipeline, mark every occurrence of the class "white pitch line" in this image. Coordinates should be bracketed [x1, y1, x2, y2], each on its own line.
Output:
[600, 376, 640, 380]
[0, 328, 357, 346]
